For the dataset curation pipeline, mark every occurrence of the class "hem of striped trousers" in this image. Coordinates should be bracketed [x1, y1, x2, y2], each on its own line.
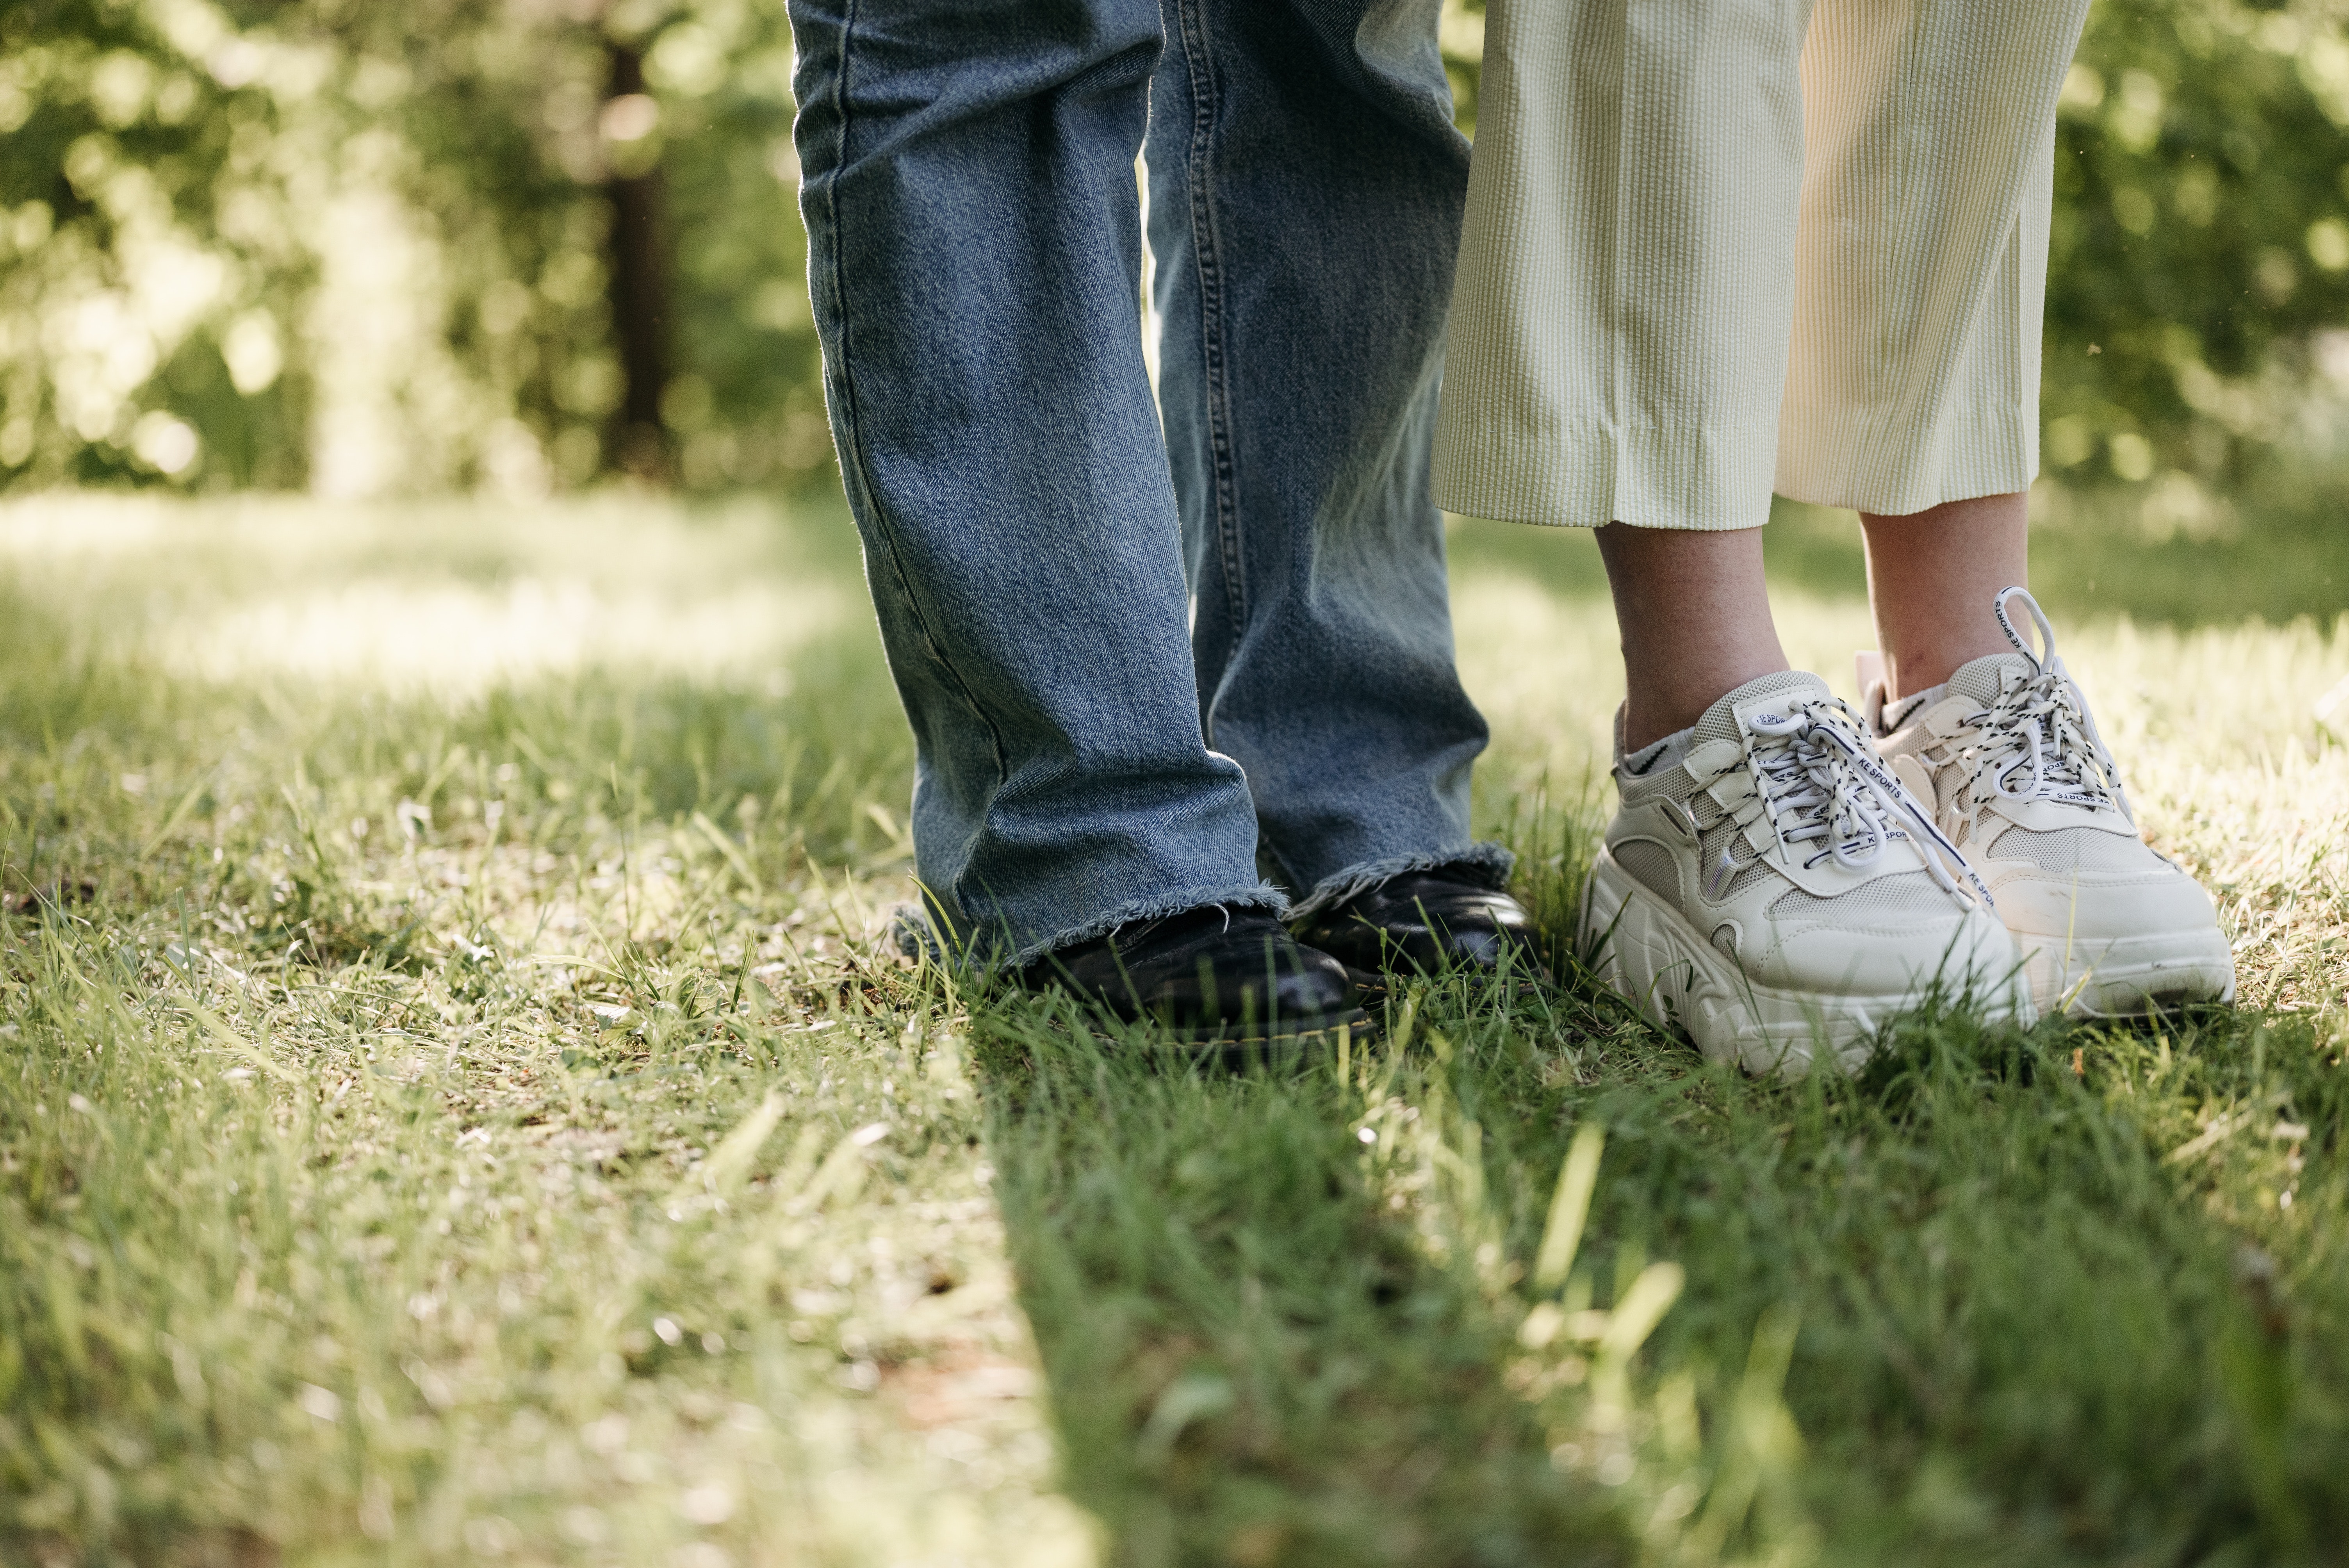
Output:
[1431, 403, 2041, 529]
[1429, 430, 1780, 533]
[1429, 507, 1766, 533]
[1285, 841, 1518, 923]
[1773, 399, 2039, 518]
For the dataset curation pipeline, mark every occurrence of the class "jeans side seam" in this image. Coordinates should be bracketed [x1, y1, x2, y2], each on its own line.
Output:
[1174, 0, 1247, 641]
[813, 0, 1010, 792]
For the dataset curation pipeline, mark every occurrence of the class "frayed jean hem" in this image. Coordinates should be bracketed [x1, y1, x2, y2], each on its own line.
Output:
[1009, 883, 1290, 971]
[1285, 841, 1517, 922]
[896, 884, 1293, 976]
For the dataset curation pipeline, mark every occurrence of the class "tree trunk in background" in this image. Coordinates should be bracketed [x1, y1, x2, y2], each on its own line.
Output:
[605, 42, 670, 481]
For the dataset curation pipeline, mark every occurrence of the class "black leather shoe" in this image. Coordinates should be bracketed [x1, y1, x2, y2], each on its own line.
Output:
[1291, 871, 1550, 991]
[1014, 907, 1366, 1051]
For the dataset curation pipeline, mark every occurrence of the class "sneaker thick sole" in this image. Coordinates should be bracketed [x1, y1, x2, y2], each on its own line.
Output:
[2018, 928, 2237, 1017]
[1579, 851, 2035, 1077]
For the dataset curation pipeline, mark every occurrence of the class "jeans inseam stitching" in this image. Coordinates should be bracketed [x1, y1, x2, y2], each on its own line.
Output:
[816, 0, 1010, 796]
[1175, 0, 1246, 635]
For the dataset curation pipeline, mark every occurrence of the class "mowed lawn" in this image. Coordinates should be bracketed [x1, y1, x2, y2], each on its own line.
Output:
[3, 490, 2346, 1567]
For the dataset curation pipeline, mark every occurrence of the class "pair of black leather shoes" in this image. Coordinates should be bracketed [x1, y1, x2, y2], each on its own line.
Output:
[1289, 870, 1549, 996]
[1012, 871, 1548, 1052]
[1015, 905, 1363, 1055]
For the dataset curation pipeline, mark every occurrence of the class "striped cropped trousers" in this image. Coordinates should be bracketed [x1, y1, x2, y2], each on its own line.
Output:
[1431, 0, 2094, 531]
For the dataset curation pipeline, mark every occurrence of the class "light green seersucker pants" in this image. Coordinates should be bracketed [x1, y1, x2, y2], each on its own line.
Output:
[1431, 0, 2095, 532]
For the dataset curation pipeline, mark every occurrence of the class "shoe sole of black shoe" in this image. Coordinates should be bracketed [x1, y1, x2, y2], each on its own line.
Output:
[1088, 1007, 1374, 1068]
[1340, 964, 1551, 1002]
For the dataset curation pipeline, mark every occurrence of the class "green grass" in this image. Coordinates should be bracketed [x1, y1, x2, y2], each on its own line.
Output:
[3, 489, 2347, 1566]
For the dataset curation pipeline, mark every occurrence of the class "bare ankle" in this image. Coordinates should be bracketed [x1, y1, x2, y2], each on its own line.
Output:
[1622, 656, 1792, 752]
[1598, 522, 1790, 751]
[1861, 493, 2029, 698]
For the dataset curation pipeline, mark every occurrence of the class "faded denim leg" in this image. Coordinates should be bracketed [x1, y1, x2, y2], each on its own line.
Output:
[790, 0, 1278, 968]
[1147, 0, 1512, 919]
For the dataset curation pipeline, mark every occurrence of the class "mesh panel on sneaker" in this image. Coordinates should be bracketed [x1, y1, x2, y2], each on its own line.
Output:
[1987, 821, 2157, 875]
[1944, 652, 2034, 708]
[1611, 839, 1682, 905]
[1767, 871, 1947, 927]
[1619, 770, 1777, 906]
[1616, 672, 1840, 911]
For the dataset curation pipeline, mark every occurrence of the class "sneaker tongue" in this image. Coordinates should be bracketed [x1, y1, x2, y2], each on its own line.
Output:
[1945, 651, 2037, 707]
[1692, 669, 1830, 749]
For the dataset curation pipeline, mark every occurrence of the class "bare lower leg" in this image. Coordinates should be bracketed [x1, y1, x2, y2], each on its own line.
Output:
[1596, 522, 1789, 752]
[1859, 491, 2030, 700]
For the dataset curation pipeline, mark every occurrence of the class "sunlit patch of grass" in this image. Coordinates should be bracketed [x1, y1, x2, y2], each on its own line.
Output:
[0, 492, 850, 697]
[4, 493, 2348, 1564]
[0, 496, 1090, 1566]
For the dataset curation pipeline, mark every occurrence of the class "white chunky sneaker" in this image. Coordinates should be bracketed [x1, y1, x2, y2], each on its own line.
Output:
[1580, 670, 2035, 1076]
[1864, 587, 2235, 1017]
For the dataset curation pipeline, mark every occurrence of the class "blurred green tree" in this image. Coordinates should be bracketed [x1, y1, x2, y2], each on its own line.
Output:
[0, 0, 824, 495]
[2046, 0, 2349, 504]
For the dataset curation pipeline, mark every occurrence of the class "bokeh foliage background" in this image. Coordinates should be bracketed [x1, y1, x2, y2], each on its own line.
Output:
[7, 0, 2349, 525]
[0, 0, 824, 496]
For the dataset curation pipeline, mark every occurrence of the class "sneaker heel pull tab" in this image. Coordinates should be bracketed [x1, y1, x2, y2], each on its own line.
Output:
[1855, 649, 1886, 697]
[1992, 586, 2057, 672]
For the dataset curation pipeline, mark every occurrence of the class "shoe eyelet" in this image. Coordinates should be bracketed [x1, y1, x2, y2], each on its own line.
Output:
[1702, 848, 1738, 901]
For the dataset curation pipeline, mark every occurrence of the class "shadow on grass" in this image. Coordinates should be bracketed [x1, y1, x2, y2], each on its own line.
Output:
[1539, 999, 2349, 1565]
[970, 985, 1637, 1567]
[967, 791, 2349, 1565]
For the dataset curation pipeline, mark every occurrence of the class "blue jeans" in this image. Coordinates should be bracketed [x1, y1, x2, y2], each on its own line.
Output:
[790, 0, 1508, 966]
